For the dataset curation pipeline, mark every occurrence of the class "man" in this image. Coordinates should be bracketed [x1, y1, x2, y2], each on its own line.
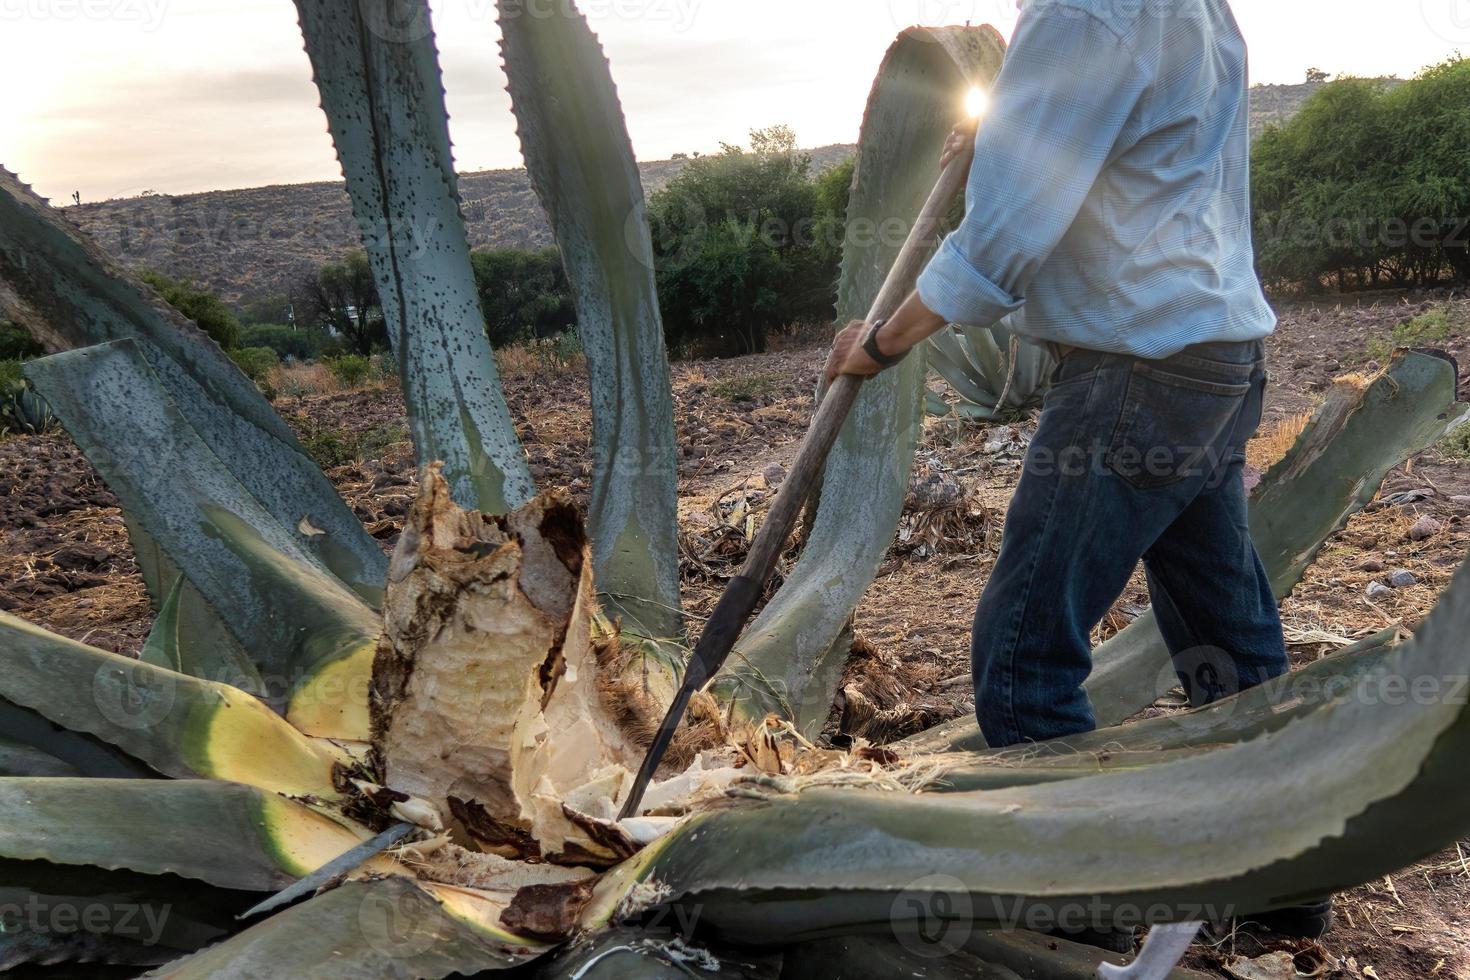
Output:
[825, 0, 1331, 944]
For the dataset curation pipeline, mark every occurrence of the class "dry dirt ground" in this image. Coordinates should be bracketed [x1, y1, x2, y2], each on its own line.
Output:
[2, 291, 1469, 978]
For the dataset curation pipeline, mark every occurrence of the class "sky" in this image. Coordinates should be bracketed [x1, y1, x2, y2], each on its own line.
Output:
[1, 0, 1465, 202]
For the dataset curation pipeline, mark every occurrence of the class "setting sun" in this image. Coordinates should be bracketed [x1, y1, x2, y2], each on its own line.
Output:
[966, 85, 991, 119]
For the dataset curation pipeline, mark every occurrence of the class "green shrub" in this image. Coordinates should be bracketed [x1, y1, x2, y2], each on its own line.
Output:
[298, 423, 355, 470]
[1363, 306, 1460, 361]
[229, 347, 280, 382]
[228, 347, 281, 399]
[469, 247, 577, 347]
[1440, 421, 1470, 460]
[239, 324, 325, 362]
[325, 354, 372, 389]
[537, 331, 584, 372]
[0, 321, 42, 361]
[296, 420, 408, 469]
[1253, 58, 1470, 292]
[648, 126, 843, 357]
[711, 373, 781, 403]
[139, 270, 242, 350]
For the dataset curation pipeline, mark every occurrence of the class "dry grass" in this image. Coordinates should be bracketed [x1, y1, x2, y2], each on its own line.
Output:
[494, 341, 587, 383]
[268, 362, 342, 400]
[1247, 411, 1315, 473]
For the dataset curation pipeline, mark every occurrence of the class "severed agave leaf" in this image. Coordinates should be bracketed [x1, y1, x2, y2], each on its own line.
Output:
[26, 341, 381, 740]
[498, 0, 684, 664]
[713, 26, 1008, 735]
[295, 0, 535, 516]
[0, 779, 375, 892]
[0, 168, 387, 603]
[0, 613, 350, 798]
[147, 876, 545, 979]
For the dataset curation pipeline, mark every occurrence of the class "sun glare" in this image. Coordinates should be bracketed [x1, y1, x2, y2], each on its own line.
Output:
[965, 86, 991, 119]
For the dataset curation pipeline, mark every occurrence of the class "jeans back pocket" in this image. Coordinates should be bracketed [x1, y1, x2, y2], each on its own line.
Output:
[1105, 362, 1253, 491]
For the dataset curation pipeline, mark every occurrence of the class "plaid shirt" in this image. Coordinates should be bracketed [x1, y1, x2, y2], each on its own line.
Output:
[917, 0, 1275, 359]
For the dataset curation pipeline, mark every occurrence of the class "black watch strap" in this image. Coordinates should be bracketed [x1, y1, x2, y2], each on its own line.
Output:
[862, 319, 908, 368]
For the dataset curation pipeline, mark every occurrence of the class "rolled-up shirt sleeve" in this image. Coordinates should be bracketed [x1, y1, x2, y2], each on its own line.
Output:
[917, 7, 1148, 328]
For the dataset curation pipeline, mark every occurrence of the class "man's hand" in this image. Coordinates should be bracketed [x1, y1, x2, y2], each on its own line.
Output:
[823, 320, 888, 384]
[940, 118, 980, 170]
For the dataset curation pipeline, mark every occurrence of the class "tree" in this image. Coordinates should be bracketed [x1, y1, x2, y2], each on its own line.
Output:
[468, 246, 576, 347]
[647, 126, 842, 356]
[1305, 67, 1330, 84]
[293, 250, 384, 355]
[138, 269, 242, 350]
[1251, 59, 1470, 292]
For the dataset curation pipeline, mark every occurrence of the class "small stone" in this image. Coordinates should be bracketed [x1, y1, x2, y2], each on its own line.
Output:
[1367, 581, 1393, 599]
[1390, 569, 1419, 589]
[763, 463, 786, 488]
[1356, 559, 1386, 573]
[1451, 495, 1470, 511]
[1408, 516, 1444, 541]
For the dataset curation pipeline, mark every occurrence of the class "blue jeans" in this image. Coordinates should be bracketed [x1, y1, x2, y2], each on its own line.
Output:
[972, 339, 1289, 747]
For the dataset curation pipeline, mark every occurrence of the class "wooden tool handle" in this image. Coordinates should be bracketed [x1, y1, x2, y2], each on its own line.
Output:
[738, 144, 973, 581]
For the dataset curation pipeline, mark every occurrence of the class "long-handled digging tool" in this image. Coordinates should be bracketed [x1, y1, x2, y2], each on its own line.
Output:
[619, 137, 978, 820]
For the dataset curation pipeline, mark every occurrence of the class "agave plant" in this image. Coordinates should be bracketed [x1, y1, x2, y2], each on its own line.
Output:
[0, 1, 1468, 976]
[926, 318, 1055, 419]
[0, 364, 54, 436]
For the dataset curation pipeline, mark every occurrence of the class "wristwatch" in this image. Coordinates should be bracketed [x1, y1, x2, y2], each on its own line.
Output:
[862, 319, 909, 368]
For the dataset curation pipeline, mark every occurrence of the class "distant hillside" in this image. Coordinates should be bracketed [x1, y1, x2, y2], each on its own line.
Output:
[63, 78, 1402, 309]
[64, 145, 856, 309]
[1249, 78, 1404, 138]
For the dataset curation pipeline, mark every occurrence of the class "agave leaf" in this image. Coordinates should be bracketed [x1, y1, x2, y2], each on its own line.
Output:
[0, 698, 154, 780]
[713, 26, 1009, 734]
[0, 736, 80, 778]
[0, 858, 258, 969]
[140, 575, 267, 698]
[0, 613, 350, 798]
[905, 628, 1399, 759]
[606, 552, 1470, 941]
[148, 877, 544, 979]
[0, 168, 386, 603]
[928, 327, 999, 407]
[929, 322, 1053, 417]
[917, 351, 1462, 751]
[25, 341, 381, 740]
[498, 0, 683, 657]
[294, 0, 535, 516]
[0, 779, 372, 892]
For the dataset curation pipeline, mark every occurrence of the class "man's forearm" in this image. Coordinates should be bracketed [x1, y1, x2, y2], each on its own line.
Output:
[876, 290, 950, 358]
